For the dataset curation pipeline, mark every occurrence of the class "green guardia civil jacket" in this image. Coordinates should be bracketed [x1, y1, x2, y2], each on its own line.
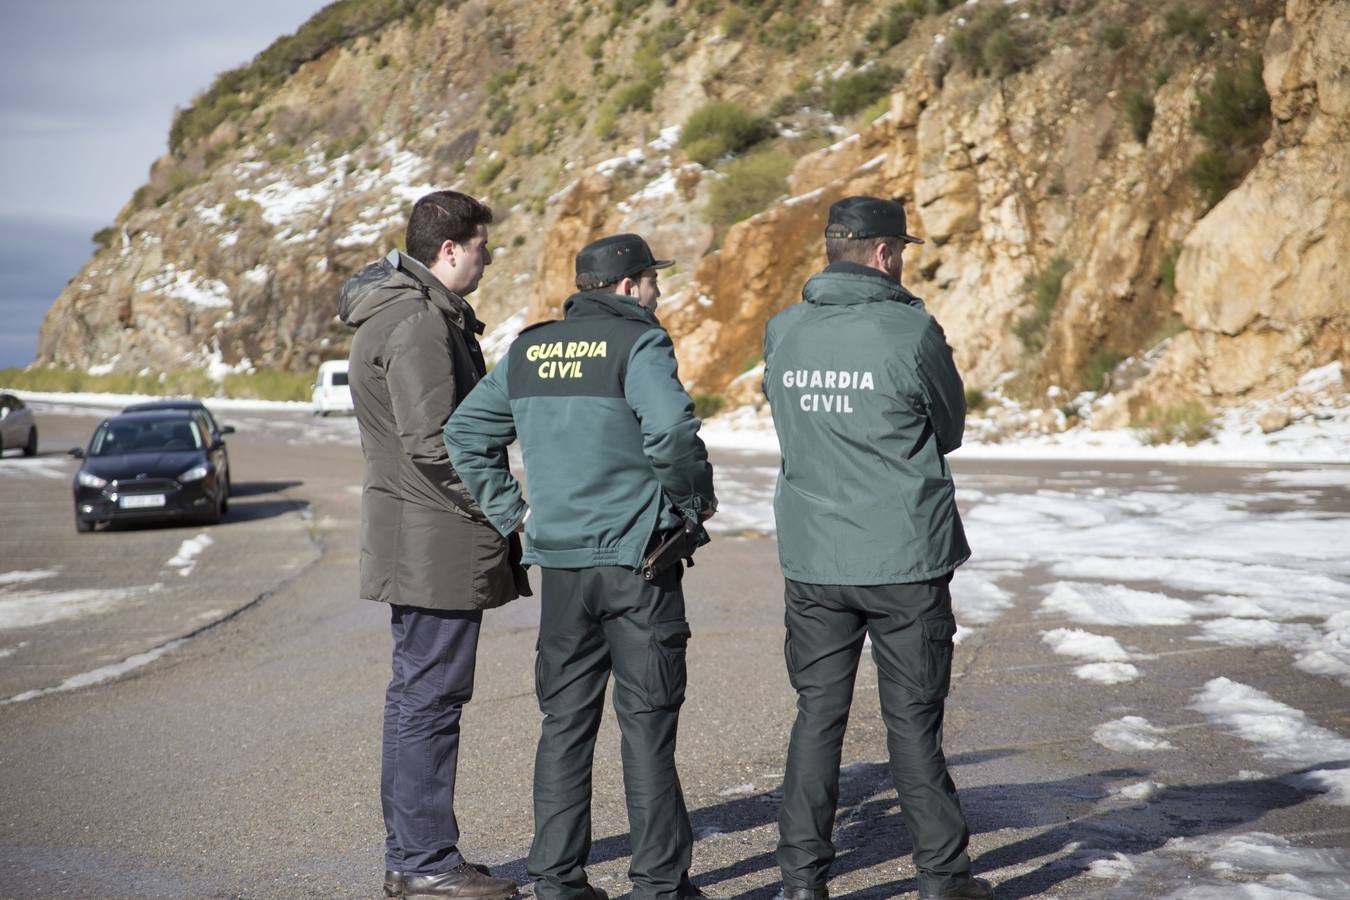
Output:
[763, 261, 970, 585]
[445, 291, 716, 569]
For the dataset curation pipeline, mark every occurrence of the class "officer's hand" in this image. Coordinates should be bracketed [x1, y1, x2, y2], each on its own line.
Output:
[699, 507, 716, 522]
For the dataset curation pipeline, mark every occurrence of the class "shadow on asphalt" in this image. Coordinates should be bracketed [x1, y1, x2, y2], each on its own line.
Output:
[490, 757, 1344, 898]
[229, 479, 303, 497]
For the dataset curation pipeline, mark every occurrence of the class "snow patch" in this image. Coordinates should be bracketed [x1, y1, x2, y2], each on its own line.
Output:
[1092, 716, 1175, 752]
[1190, 677, 1350, 804]
[0, 584, 162, 630]
[166, 534, 213, 577]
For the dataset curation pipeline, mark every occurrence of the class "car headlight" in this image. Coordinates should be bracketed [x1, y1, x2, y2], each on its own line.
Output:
[77, 471, 108, 489]
[178, 463, 210, 483]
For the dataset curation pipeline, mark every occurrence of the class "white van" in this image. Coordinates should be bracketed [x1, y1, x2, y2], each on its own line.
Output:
[312, 359, 354, 416]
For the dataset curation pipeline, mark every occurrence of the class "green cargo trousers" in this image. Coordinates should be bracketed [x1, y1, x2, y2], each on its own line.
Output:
[528, 564, 695, 900]
[777, 575, 973, 896]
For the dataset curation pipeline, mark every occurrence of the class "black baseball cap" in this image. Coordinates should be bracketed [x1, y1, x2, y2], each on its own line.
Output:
[575, 233, 674, 287]
[824, 196, 924, 244]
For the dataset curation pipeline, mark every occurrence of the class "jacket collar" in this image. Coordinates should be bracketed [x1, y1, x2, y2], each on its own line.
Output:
[562, 290, 659, 326]
[389, 250, 473, 330]
[802, 261, 924, 309]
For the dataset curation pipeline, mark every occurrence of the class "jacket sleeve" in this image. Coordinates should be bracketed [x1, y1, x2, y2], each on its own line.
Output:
[761, 318, 777, 398]
[444, 364, 526, 537]
[915, 318, 966, 455]
[385, 310, 482, 506]
[624, 328, 717, 518]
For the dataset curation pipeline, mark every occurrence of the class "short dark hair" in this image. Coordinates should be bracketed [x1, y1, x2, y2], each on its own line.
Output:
[825, 236, 889, 265]
[576, 272, 613, 291]
[405, 191, 493, 267]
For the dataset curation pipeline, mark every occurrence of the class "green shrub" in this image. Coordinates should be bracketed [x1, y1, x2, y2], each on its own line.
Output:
[1, 366, 319, 402]
[763, 18, 818, 52]
[1081, 349, 1125, 393]
[1014, 256, 1072, 353]
[1164, 5, 1211, 48]
[221, 369, 313, 401]
[1133, 401, 1214, 445]
[964, 387, 988, 412]
[92, 225, 119, 249]
[824, 66, 898, 117]
[692, 393, 726, 420]
[705, 150, 794, 228]
[867, 5, 917, 48]
[1102, 24, 1127, 50]
[1123, 85, 1155, 143]
[1159, 241, 1181, 294]
[476, 157, 507, 186]
[679, 102, 775, 165]
[1187, 55, 1269, 207]
[719, 5, 750, 38]
[1193, 55, 1270, 149]
[950, 4, 1039, 77]
[583, 33, 605, 59]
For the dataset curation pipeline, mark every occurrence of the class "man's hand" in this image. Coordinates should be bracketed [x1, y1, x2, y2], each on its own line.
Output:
[699, 507, 716, 522]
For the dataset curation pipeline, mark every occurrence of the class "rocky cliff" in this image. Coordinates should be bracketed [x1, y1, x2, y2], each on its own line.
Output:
[36, 0, 1347, 424]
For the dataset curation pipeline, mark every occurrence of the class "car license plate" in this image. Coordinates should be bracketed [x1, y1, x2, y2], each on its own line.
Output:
[120, 494, 166, 509]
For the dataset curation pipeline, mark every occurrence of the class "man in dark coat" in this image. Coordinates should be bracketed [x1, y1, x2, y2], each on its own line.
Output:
[340, 190, 523, 900]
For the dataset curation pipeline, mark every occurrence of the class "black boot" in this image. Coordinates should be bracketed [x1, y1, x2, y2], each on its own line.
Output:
[917, 875, 995, 899]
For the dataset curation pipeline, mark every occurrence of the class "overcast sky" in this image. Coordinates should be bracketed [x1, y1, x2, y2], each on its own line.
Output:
[0, 0, 331, 368]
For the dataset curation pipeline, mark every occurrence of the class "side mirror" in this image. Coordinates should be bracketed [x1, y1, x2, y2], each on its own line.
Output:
[220, 425, 236, 435]
[68, 447, 85, 459]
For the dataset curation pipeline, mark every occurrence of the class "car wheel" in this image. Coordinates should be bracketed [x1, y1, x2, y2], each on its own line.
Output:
[75, 511, 93, 533]
[203, 487, 224, 525]
[220, 476, 230, 514]
[23, 427, 38, 457]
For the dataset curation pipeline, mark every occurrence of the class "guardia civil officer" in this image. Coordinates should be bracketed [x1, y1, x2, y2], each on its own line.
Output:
[763, 197, 994, 900]
[341, 190, 525, 900]
[445, 234, 718, 900]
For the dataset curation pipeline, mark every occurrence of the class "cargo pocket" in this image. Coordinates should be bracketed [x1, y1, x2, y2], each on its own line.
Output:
[920, 611, 957, 702]
[644, 620, 691, 709]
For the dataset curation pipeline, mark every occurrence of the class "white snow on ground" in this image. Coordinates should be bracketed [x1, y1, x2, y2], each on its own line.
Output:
[1043, 582, 1203, 627]
[1246, 469, 1350, 488]
[2, 638, 187, 706]
[1042, 628, 1142, 683]
[136, 264, 232, 309]
[0, 570, 58, 586]
[0, 584, 162, 630]
[1190, 677, 1350, 805]
[0, 457, 70, 479]
[1042, 628, 1133, 661]
[166, 534, 213, 577]
[1093, 716, 1175, 752]
[1088, 832, 1350, 898]
[1109, 779, 1165, 803]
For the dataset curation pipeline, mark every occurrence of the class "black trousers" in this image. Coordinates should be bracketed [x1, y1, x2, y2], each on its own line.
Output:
[777, 576, 972, 895]
[381, 604, 482, 875]
[528, 564, 695, 900]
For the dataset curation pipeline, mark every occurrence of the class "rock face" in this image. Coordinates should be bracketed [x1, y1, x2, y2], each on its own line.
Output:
[1096, 0, 1350, 425]
[34, 0, 1345, 420]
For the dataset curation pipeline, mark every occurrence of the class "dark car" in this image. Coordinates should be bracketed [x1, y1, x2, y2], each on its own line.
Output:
[70, 409, 230, 533]
[0, 392, 38, 456]
[122, 398, 235, 495]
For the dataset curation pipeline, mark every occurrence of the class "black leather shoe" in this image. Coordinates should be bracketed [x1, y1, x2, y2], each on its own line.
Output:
[782, 888, 829, 900]
[917, 875, 995, 899]
[385, 870, 407, 897]
[404, 863, 518, 899]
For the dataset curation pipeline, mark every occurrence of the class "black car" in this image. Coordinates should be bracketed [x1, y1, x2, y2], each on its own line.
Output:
[70, 409, 230, 533]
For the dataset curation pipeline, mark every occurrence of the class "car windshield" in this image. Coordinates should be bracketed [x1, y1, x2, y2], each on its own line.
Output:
[90, 419, 204, 456]
[330, 371, 349, 386]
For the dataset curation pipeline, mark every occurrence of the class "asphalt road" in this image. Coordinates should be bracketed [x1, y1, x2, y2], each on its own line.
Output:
[1, 401, 1347, 898]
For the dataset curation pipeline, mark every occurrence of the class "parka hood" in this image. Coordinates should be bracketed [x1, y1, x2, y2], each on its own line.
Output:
[339, 250, 467, 328]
